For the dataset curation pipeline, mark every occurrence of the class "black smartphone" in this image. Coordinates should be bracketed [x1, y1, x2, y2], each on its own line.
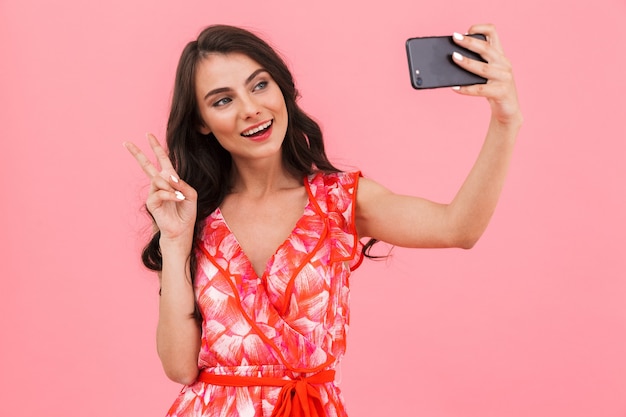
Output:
[405, 34, 487, 90]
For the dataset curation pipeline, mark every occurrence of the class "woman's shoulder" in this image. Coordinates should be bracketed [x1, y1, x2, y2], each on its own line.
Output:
[308, 170, 361, 188]
[306, 170, 361, 215]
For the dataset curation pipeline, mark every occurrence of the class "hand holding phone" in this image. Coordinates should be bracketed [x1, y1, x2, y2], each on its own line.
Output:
[406, 34, 487, 90]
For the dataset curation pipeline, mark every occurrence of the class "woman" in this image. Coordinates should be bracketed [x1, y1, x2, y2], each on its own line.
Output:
[125, 23, 521, 417]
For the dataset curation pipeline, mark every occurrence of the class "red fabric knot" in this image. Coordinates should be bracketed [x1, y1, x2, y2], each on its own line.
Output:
[197, 369, 335, 417]
[270, 371, 333, 417]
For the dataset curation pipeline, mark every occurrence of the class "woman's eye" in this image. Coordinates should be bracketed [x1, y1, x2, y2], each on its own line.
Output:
[212, 97, 232, 107]
[254, 81, 268, 91]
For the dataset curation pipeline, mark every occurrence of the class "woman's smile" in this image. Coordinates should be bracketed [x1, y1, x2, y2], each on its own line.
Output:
[241, 119, 273, 140]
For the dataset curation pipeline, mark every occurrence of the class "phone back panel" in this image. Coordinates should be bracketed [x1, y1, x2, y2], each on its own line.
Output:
[406, 34, 487, 89]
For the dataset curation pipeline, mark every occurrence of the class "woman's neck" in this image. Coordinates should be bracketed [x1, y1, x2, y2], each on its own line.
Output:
[229, 156, 301, 198]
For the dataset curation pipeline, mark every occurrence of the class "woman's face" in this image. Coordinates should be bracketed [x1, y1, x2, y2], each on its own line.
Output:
[195, 52, 288, 165]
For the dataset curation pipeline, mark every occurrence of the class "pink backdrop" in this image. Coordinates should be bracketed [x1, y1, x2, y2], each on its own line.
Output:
[2, 0, 625, 416]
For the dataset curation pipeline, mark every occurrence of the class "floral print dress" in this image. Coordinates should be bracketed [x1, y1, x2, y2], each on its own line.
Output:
[166, 171, 363, 417]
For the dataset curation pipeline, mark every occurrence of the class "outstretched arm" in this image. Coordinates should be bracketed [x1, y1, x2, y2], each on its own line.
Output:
[124, 134, 201, 385]
[356, 24, 522, 249]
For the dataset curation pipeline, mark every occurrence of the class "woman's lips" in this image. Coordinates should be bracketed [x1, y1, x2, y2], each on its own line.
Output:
[241, 119, 273, 137]
[241, 120, 274, 142]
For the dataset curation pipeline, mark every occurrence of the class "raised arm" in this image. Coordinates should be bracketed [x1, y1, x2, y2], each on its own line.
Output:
[124, 134, 201, 385]
[356, 24, 522, 249]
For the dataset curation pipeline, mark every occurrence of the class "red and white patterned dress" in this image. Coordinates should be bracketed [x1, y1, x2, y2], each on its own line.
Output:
[166, 171, 363, 417]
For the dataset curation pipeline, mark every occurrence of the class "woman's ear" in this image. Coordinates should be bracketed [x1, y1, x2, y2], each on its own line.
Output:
[198, 123, 211, 135]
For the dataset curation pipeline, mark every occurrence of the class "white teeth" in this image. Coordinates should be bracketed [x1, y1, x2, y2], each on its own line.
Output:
[242, 120, 272, 136]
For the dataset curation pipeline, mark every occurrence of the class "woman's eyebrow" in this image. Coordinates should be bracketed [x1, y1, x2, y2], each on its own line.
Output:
[245, 68, 268, 84]
[203, 68, 268, 100]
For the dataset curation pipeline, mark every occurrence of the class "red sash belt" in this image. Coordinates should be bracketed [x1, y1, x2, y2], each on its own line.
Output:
[197, 369, 335, 417]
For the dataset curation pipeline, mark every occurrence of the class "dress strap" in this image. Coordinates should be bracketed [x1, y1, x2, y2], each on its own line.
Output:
[197, 369, 335, 417]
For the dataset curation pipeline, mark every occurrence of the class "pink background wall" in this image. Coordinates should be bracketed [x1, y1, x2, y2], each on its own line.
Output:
[2, 0, 625, 416]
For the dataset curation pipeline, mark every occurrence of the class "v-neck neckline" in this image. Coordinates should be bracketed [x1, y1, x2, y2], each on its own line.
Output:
[213, 176, 315, 280]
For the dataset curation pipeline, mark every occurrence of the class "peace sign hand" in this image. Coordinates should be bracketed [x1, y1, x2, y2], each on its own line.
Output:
[124, 134, 197, 244]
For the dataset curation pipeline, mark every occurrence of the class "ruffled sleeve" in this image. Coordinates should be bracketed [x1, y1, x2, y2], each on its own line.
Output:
[308, 171, 363, 271]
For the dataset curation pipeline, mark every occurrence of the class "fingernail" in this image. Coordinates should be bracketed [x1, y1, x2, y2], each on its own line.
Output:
[170, 174, 179, 183]
[175, 191, 185, 200]
[453, 32, 464, 41]
[452, 52, 463, 61]
[452, 86, 461, 91]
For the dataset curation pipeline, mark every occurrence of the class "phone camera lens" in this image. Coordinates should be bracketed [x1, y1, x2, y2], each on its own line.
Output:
[416, 77, 423, 86]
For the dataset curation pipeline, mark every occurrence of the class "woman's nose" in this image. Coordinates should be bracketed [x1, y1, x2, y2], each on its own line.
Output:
[239, 94, 261, 119]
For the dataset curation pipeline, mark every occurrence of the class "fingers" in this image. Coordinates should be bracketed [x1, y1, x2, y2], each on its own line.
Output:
[451, 53, 513, 100]
[146, 162, 199, 208]
[147, 133, 176, 174]
[124, 134, 195, 202]
[449, 25, 521, 123]
[123, 140, 160, 178]
[147, 189, 185, 208]
[151, 172, 197, 201]
[150, 171, 179, 195]
[124, 133, 179, 180]
[145, 172, 197, 222]
[450, 27, 513, 96]
[125, 134, 198, 238]
[451, 47, 511, 84]
[467, 23, 504, 53]
[451, 29, 505, 66]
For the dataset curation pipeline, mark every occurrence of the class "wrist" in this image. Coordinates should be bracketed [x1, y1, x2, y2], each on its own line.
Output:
[159, 234, 194, 256]
[493, 110, 523, 130]
[490, 112, 523, 138]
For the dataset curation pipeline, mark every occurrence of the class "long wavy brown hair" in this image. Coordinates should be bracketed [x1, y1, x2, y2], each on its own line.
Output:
[140, 25, 348, 310]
